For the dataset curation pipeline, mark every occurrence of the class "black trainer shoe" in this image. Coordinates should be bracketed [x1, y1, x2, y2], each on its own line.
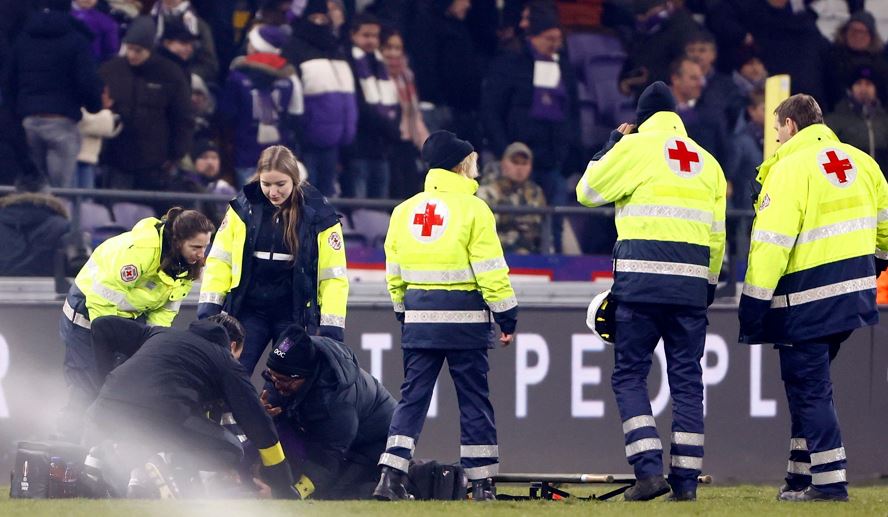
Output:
[373, 466, 414, 501]
[471, 478, 496, 502]
[624, 476, 671, 501]
[778, 486, 848, 502]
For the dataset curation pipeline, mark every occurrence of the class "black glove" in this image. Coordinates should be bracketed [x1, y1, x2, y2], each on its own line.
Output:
[591, 129, 624, 161]
[395, 311, 405, 324]
[876, 256, 888, 279]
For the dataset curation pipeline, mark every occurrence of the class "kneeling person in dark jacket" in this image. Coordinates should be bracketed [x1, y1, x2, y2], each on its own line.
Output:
[84, 314, 301, 499]
[262, 324, 396, 500]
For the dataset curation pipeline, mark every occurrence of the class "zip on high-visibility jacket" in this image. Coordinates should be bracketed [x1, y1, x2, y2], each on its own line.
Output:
[739, 123, 888, 344]
[576, 111, 727, 308]
[385, 168, 518, 349]
[72, 217, 193, 326]
[198, 183, 349, 339]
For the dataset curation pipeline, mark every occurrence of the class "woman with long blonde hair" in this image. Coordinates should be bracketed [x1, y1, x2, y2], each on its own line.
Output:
[199, 145, 349, 374]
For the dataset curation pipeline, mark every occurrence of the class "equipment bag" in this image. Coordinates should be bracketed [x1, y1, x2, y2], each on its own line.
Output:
[407, 459, 467, 500]
[9, 441, 87, 499]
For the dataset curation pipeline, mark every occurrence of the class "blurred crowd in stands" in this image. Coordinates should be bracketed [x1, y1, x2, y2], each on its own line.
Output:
[2, 0, 888, 270]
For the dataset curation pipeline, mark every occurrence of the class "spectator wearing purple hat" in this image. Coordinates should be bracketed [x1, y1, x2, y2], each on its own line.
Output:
[71, 0, 120, 62]
[220, 24, 304, 187]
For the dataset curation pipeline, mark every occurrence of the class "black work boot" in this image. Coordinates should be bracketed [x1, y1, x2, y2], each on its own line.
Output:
[373, 466, 413, 501]
[471, 478, 496, 501]
[624, 476, 671, 501]
[778, 486, 848, 502]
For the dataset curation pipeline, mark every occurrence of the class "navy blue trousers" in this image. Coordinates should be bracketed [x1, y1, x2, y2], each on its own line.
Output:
[612, 302, 707, 493]
[380, 348, 499, 480]
[780, 332, 849, 496]
[59, 314, 98, 442]
[237, 308, 296, 376]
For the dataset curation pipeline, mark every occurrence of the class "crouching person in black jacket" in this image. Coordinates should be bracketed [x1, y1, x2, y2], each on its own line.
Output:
[261, 324, 397, 500]
[83, 314, 302, 499]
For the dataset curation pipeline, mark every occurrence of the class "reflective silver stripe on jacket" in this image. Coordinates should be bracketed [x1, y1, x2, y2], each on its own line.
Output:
[253, 251, 295, 261]
[876, 248, 888, 260]
[488, 297, 518, 313]
[708, 273, 719, 285]
[471, 257, 508, 274]
[771, 277, 876, 308]
[319, 266, 348, 280]
[615, 259, 710, 280]
[209, 247, 232, 264]
[711, 220, 726, 233]
[465, 463, 499, 480]
[616, 205, 713, 225]
[625, 438, 662, 457]
[742, 283, 775, 301]
[378, 453, 410, 472]
[672, 432, 705, 447]
[810, 447, 846, 466]
[320, 314, 345, 328]
[386, 262, 401, 276]
[386, 435, 416, 453]
[622, 415, 656, 434]
[580, 181, 607, 205]
[163, 300, 182, 312]
[812, 469, 846, 486]
[199, 292, 226, 305]
[751, 229, 796, 249]
[62, 299, 91, 329]
[671, 455, 703, 470]
[93, 281, 139, 312]
[400, 268, 475, 283]
[796, 217, 876, 245]
[220, 412, 236, 426]
[787, 461, 811, 475]
[460, 445, 499, 458]
[879, 209, 888, 222]
[392, 302, 405, 312]
[790, 438, 808, 451]
[404, 310, 489, 324]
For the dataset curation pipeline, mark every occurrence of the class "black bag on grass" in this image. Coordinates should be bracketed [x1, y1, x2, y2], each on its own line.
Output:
[407, 459, 467, 500]
[9, 440, 87, 499]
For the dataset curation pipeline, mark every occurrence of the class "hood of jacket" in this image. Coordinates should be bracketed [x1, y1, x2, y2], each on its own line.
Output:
[231, 53, 296, 79]
[0, 193, 68, 217]
[188, 320, 232, 348]
[424, 168, 479, 194]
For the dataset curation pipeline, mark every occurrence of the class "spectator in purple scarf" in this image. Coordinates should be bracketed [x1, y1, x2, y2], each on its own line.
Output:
[71, 0, 120, 62]
[343, 13, 400, 199]
[481, 1, 578, 252]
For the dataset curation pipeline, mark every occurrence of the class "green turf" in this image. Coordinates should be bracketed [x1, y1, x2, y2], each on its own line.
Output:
[2, 485, 888, 516]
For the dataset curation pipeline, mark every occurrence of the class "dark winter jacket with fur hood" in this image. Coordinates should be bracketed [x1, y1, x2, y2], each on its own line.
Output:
[0, 193, 69, 276]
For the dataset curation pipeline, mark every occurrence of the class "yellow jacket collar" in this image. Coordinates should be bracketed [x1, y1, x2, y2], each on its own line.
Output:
[424, 168, 479, 195]
[637, 111, 688, 137]
[756, 124, 839, 185]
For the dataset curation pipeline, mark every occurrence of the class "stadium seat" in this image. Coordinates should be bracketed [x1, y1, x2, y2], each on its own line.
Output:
[112, 202, 156, 229]
[350, 209, 390, 248]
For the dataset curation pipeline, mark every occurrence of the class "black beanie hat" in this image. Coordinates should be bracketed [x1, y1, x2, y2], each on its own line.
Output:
[422, 130, 475, 171]
[266, 325, 318, 378]
[635, 81, 676, 126]
[303, 0, 328, 17]
[123, 16, 157, 50]
[527, 3, 560, 36]
[191, 139, 219, 162]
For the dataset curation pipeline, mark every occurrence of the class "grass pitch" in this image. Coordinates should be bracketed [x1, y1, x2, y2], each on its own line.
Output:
[3, 485, 888, 516]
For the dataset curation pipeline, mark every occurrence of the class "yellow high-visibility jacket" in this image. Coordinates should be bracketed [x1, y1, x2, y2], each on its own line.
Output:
[739, 124, 888, 343]
[385, 168, 518, 349]
[199, 183, 348, 339]
[70, 217, 193, 327]
[576, 111, 727, 308]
